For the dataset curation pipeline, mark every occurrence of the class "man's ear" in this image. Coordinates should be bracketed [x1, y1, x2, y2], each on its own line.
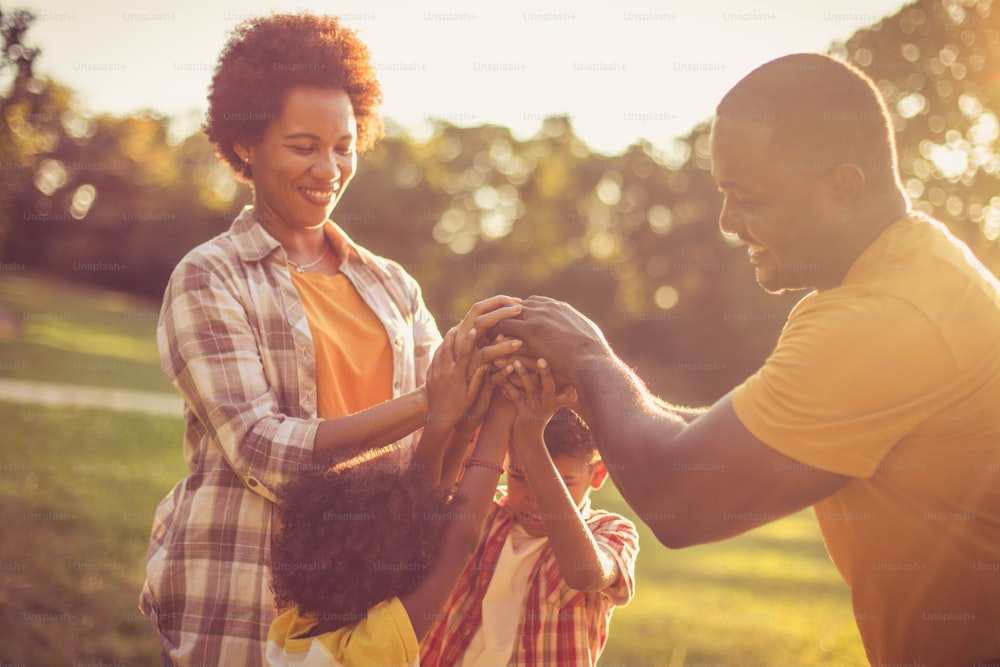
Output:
[822, 162, 865, 211]
[590, 461, 610, 490]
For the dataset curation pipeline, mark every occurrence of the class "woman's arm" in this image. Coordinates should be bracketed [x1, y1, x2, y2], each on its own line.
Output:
[314, 297, 524, 466]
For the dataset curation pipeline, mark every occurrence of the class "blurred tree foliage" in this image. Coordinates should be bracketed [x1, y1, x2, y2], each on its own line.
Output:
[0, 0, 997, 403]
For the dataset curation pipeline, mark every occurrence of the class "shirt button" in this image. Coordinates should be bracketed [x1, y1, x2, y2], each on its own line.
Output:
[248, 478, 258, 487]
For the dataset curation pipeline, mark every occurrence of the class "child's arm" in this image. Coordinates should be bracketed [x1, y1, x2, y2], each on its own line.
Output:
[410, 326, 510, 487]
[400, 395, 517, 639]
[504, 359, 621, 593]
[437, 361, 511, 488]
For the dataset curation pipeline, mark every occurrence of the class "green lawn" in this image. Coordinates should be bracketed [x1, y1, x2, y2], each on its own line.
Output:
[0, 274, 866, 664]
[0, 399, 866, 666]
[0, 272, 171, 393]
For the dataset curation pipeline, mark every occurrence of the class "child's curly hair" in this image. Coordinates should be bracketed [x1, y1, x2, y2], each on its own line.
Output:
[270, 462, 451, 629]
[205, 12, 384, 182]
[544, 408, 600, 465]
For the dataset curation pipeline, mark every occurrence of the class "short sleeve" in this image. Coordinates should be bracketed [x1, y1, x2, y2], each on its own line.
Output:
[591, 513, 640, 606]
[267, 598, 418, 667]
[319, 598, 419, 667]
[732, 289, 958, 478]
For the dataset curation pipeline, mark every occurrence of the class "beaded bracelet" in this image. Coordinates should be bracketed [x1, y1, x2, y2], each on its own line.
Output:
[464, 458, 504, 473]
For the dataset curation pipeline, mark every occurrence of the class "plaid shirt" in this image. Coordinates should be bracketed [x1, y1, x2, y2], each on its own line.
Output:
[420, 493, 639, 667]
[139, 206, 441, 667]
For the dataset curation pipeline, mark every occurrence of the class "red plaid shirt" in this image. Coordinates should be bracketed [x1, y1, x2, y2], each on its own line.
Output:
[420, 492, 639, 666]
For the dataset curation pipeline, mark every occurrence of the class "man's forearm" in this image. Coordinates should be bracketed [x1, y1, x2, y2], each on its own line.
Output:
[650, 395, 708, 423]
[569, 351, 688, 517]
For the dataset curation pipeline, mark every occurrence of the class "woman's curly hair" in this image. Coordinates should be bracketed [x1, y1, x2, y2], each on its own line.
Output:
[270, 463, 451, 629]
[205, 12, 384, 182]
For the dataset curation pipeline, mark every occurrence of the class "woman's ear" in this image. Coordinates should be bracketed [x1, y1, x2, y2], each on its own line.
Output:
[234, 143, 252, 166]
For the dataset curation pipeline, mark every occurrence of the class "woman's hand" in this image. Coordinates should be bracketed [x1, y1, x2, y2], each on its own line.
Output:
[451, 296, 525, 375]
[426, 327, 486, 427]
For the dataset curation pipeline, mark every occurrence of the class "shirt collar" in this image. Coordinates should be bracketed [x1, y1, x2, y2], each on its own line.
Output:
[495, 486, 595, 520]
[227, 205, 386, 276]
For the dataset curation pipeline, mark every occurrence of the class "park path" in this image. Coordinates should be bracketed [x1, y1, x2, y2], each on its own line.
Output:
[0, 377, 182, 417]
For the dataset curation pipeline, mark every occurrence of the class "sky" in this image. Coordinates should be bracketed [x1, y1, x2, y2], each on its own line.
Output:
[20, 0, 912, 154]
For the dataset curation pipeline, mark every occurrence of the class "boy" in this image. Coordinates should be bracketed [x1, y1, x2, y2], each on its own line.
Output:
[421, 359, 640, 666]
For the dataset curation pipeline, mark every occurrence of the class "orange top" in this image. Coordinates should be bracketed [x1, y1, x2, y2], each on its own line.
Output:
[289, 270, 393, 420]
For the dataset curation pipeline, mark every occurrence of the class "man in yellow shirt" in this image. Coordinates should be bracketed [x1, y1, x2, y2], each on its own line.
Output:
[495, 53, 1000, 665]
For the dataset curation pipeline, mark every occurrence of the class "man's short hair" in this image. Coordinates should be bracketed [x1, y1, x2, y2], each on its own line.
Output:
[716, 53, 899, 189]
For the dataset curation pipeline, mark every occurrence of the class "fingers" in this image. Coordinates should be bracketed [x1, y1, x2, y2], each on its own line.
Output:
[538, 358, 556, 399]
[455, 296, 522, 345]
[554, 384, 578, 408]
[471, 303, 524, 336]
[466, 363, 488, 398]
[499, 379, 524, 404]
[431, 327, 458, 375]
[473, 337, 524, 371]
[452, 326, 477, 376]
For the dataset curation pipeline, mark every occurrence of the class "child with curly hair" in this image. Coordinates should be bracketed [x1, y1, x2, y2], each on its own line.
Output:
[266, 326, 517, 666]
[421, 358, 640, 666]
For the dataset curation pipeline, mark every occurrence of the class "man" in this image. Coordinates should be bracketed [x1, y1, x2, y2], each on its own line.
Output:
[494, 53, 1000, 664]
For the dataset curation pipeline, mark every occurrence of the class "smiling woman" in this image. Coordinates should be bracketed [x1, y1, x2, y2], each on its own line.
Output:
[135, 13, 521, 667]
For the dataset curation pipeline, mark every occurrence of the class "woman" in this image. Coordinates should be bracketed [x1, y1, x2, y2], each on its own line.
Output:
[139, 13, 521, 666]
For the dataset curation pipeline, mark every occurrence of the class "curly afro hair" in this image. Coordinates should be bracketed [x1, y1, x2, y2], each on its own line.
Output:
[205, 12, 384, 182]
[270, 463, 451, 630]
[544, 408, 600, 465]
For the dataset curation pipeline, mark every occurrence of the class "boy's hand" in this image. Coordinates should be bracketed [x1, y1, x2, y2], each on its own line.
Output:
[455, 363, 515, 441]
[501, 358, 578, 435]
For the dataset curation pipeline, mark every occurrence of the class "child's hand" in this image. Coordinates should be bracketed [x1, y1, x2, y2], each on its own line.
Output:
[501, 358, 577, 434]
[426, 326, 487, 427]
[455, 363, 515, 441]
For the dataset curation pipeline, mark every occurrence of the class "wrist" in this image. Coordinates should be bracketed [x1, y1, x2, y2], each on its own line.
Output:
[513, 415, 546, 439]
[463, 457, 504, 473]
[415, 385, 430, 419]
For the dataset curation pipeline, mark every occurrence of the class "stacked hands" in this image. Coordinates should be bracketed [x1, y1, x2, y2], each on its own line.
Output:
[422, 295, 579, 485]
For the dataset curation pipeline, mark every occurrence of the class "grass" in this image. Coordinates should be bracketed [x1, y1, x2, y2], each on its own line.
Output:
[0, 401, 187, 665]
[0, 272, 172, 393]
[0, 274, 867, 664]
[0, 398, 867, 666]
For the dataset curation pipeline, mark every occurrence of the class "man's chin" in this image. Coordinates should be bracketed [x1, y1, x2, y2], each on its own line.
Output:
[756, 271, 810, 295]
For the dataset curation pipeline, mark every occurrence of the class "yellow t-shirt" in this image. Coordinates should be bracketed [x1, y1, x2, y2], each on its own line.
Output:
[289, 270, 393, 420]
[732, 214, 1000, 663]
[266, 597, 419, 667]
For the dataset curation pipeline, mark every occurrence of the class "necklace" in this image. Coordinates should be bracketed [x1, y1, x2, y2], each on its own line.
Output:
[287, 242, 329, 273]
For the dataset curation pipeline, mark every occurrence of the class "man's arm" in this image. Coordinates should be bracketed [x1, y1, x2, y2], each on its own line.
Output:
[493, 297, 850, 548]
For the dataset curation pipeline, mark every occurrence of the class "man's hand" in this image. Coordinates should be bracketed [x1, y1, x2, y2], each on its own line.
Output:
[488, 296, 610, 387]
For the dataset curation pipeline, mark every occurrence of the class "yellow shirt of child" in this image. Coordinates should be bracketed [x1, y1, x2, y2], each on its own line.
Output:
[266, 597, 419, 667]
[732, 214, 1000, 664]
